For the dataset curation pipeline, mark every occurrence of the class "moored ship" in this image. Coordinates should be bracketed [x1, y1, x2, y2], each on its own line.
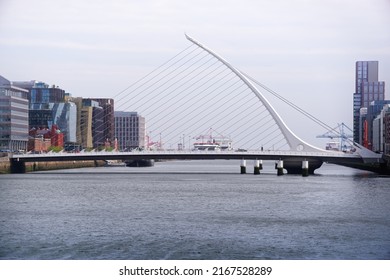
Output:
[193, 128, 232, 151]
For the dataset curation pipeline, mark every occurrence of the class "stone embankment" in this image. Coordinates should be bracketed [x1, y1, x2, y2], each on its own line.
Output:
[0, 156, 105, 174]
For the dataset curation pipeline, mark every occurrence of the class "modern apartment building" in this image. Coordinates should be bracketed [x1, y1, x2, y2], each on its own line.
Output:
[0, 75, 29, 151]
[114, 111, 145, 151]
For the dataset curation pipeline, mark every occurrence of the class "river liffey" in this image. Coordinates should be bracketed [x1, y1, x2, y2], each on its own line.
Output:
[1, 160, 389, 260]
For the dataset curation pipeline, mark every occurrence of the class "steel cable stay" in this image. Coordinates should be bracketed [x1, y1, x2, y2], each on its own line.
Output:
[114, 45, 200, 107]
[178, 75, 276, 151]
[160, 85, 262, 149]
[120, 57, 222, 118]
[213, 101, 268, 144]
[147, 70, 241, 130]
[239, 115, 280, 149]
[115, 49, 208, 111]
[174, 71, 290, 151]
[242, 72, 341, 139]
[149, 77, 248, 146]
[157, 85, 252, 147]
[113, 44, 197, 107]
[272, 136, 290, 151]
[235, 102, 284, 147]
[233, 110, 279, 149]
[260, 128, 285, 149]
[138, 62, 228, 121]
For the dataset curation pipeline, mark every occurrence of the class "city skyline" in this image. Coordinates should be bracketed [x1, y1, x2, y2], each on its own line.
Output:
[1, 0, 389, 147]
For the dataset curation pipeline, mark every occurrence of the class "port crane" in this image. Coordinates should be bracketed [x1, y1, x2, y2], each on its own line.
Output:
[316, 123, 353, 151]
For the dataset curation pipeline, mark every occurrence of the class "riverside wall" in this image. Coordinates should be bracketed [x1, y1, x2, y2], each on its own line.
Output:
[0, 157, 106, 174]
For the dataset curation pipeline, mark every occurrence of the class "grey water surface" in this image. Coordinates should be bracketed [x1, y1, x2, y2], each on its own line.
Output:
[1, 160, 389, 259]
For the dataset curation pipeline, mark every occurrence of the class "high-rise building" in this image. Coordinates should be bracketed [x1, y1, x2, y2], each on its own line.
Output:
[80, 106, 93, 149]
[66, 96, 83, 145]
[114, 111, 145, 151]
[0, 75, 29, 151]
[84, 98, 115, 146]
[82, 99, 105, 148]
[353, 61, 385, 146]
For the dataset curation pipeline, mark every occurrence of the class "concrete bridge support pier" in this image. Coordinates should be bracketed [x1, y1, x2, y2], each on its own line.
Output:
[254, 159, 260, 174]
[302, 160, 309, 177]
[276, 160, 284, 176]
[283, 159, 323, 174]
[240, 159, 246, 174]
[10, 159, 26, 174]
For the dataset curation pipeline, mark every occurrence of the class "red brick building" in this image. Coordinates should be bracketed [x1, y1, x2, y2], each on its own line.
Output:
[28, 124, 64, 152]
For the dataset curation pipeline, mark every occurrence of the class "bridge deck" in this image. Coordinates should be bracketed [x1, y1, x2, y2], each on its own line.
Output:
[10, 150, 364, 164]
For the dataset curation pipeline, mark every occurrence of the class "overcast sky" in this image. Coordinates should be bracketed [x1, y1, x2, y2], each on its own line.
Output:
[1, 0, 389, 147]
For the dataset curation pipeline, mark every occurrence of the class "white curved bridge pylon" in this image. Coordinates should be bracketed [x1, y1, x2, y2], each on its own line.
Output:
[185, 34, 323, 153]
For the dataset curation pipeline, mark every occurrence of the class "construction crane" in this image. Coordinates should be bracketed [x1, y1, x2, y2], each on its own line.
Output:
[316, 123, 353, 152]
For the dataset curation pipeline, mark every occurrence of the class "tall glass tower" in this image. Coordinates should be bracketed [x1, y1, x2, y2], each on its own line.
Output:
[353, 61, 385, 146]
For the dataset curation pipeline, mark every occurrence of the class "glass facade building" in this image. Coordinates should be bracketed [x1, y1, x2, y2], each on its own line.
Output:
[29, 103, 52, 129]
[50, 102, 77, 143]
[0, 75, 29, 151]
[353, 61, 385, 145]
[13, 81, 65, 104]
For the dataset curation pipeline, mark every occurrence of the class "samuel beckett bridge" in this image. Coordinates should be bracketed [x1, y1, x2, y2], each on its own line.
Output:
[10, 35, 389, 175]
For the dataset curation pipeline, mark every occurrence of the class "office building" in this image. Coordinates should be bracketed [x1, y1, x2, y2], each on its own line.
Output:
[80, 106, 93, 149]
[353, 61, 385, 146]
[82, 99, 105, 148]
[29, 103, 52, 129]
[0, 75, 29, 151]
[385, 112, 390, 155]
[66, 96, 83, 145]
[114, 111, 145, 151]
[13, 80, 66, 104]
[372, 104, 390, 153]
[84, 98, 114, 147]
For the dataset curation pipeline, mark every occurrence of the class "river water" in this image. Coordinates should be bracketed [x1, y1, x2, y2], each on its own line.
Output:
[1, 160, 389, 260]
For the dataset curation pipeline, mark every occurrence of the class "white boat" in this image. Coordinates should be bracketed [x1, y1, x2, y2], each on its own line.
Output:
[193, 141, 221, 151]
[193, 128, 232, 151]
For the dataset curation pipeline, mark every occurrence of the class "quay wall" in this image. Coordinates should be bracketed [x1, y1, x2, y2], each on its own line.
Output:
[0, 158, 105, 174]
